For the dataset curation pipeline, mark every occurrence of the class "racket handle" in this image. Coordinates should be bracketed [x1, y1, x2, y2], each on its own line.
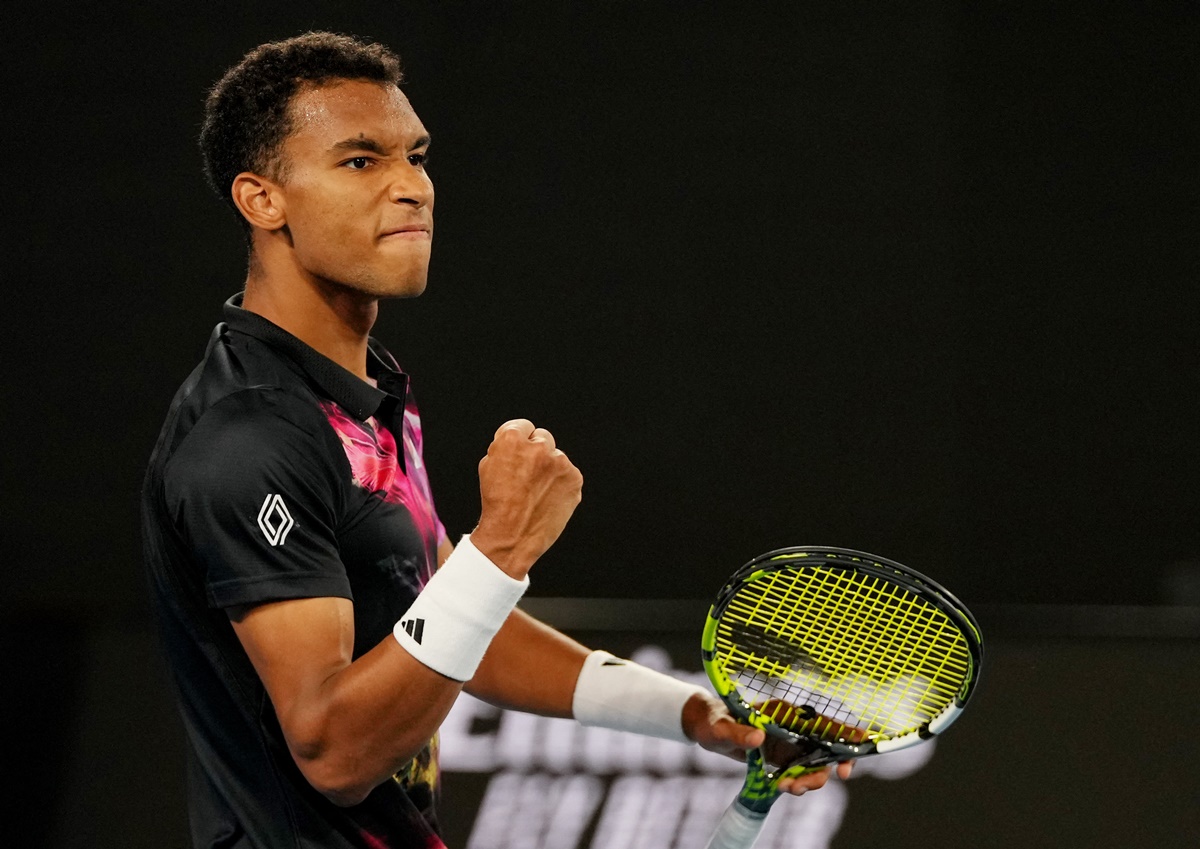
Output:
[704, 799, 768, 849]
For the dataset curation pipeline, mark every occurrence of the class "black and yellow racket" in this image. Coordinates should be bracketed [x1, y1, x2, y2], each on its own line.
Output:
[701, 546, 983, 849]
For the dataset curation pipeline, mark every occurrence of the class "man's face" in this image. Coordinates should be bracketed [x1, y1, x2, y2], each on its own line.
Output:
[271, 79, 434, 298]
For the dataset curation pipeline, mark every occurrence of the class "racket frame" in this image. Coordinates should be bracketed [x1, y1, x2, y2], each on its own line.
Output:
[701, 545, 983, 766]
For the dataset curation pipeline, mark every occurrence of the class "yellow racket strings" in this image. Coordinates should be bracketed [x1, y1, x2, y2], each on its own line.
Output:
[715, 565, 971, 742]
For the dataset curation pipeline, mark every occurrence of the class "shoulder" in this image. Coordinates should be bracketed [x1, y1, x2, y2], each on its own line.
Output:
[164, 385, 346, 510]
[171, 322, 344, 461]
[183, 386, 329, 453]
[174, 381, 338, 461]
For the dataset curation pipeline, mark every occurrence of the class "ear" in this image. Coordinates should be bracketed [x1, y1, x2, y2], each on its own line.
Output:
[230, 172, 287, 232]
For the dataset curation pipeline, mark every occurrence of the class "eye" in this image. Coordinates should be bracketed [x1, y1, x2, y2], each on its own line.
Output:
[408, 151, 430, 167]
[343, 156, 373, 170]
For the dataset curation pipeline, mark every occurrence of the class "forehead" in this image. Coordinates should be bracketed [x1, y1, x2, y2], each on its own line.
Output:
[285, 79, 426, 151]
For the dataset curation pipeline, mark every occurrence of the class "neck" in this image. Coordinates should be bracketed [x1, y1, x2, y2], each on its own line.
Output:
[242, 254, 378, 381]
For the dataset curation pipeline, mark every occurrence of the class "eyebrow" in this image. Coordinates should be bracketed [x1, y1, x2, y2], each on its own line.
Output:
[328, 134, 432, 156]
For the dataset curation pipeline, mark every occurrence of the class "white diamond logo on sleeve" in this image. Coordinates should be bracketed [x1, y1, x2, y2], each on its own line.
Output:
[256, 494, 295, 546]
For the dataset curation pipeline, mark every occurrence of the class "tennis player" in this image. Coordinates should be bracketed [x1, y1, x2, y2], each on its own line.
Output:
[141, 32, 850, 848]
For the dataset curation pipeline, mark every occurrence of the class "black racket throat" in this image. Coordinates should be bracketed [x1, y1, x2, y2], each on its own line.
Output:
[727, 696, 883, 762]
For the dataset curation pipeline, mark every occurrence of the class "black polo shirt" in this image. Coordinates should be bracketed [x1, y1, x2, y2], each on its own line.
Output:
[142, 295, 449, 849]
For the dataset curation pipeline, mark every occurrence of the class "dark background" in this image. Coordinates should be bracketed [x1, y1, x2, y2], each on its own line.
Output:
[3, 1, 1197, 846]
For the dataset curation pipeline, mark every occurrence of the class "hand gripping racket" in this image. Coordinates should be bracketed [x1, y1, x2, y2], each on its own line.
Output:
[701, 546, 983, 849]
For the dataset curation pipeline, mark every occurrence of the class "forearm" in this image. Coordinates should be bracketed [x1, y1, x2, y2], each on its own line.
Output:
[311, 585, 585, 799]
[234, 538, 528, 806]
[310, 549, 564, 798]
[464, 609, 709, 747]
[464, 607, 589, 716]
[230, 419, 583, 807]
[307, 599, 578, 799]
[460, 606, 791, 788]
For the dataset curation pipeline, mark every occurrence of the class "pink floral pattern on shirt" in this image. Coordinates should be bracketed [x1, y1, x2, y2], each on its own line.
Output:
[319, 399, 446, 585]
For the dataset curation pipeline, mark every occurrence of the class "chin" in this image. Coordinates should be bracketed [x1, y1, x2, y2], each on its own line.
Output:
[378, 253, 430, 299]
[350, 257, 429, 299]
[390, 280, 428, 299]
[375, 272, 429, 300]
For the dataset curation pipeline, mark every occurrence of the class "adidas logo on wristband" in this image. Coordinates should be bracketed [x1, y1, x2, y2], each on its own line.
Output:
[391, 535, 529, 682]
[400, 618, 425, 645]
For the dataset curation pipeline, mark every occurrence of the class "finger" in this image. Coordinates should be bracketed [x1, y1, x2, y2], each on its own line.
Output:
[778, 766, 832, 795]
[728, 722, 765, 749]
[495, 419, 535, 439]
[707, 713, 765, 749]
[836, 760, 854, 780]
[530, 427, 556, 450]
[774, 778, 805, 795]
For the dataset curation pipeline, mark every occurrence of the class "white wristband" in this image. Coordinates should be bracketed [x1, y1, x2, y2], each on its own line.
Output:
[393, 534, 528, 682]
[571, 650, 710, 743]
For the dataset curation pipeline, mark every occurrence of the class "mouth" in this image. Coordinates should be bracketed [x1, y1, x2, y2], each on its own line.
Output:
[379, 225, 431, 241]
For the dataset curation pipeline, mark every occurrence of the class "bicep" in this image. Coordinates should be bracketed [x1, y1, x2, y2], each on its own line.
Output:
[228, 593, 467, 803]
[229, 596, 355, 751]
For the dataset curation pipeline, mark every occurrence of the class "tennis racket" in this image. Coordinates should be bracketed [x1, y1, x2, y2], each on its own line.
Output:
[701, 546, 983, 849]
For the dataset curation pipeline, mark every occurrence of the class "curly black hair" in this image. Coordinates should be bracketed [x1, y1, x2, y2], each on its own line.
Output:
[199, 32, 404, 233]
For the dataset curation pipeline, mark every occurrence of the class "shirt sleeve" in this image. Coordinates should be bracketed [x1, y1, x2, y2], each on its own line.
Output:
[163, 387, 351, 609]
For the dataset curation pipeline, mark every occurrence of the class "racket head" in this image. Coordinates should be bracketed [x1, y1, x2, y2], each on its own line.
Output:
[701, 546, 983, 765]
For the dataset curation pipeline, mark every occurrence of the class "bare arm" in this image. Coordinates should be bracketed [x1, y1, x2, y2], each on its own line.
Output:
[229, 419, 582, 806]
[445, 529, 853, 797]
[230, 596, 461, 806]
[466, 608, 589, 715]
[428, 535, 589, 716]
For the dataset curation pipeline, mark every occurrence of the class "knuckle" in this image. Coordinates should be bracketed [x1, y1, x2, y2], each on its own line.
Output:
[496, 419, 533, 441]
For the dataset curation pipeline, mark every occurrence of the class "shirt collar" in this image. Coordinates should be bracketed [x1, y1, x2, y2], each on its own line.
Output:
[222, 293, 409, 422]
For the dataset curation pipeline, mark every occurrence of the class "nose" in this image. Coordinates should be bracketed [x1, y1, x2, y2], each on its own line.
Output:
[389, 164, 433, 209]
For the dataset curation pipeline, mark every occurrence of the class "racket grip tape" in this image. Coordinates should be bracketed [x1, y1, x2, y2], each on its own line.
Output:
[704, 799, 768, 849]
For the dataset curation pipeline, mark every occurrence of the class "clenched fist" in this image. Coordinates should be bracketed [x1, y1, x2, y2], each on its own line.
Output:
[470, 419, 583, 579]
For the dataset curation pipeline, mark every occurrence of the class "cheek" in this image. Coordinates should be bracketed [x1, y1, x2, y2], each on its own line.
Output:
[289, 189, 370, 253]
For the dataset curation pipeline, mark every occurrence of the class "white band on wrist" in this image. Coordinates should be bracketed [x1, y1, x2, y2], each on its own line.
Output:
[571, 649, 709, 743]
[393, 534, 529, 682]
